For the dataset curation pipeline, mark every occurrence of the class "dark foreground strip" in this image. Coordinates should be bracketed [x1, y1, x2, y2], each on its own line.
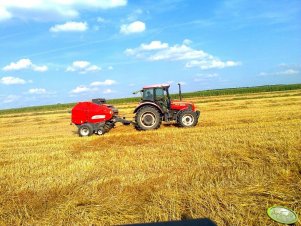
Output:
[122, 218, 217, 226]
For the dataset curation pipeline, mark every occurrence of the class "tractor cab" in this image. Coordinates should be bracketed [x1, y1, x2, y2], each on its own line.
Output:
[141, 84, 171, 110]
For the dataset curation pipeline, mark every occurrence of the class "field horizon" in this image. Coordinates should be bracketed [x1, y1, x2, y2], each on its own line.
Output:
[1, 83, 300, 115]
[0, 88, 300, 225]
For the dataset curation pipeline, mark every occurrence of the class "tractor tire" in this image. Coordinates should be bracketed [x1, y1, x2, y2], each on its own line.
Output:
[78, 123, 93, 137]
[135, 106, 161, 130]
[177, 110, 198, 127]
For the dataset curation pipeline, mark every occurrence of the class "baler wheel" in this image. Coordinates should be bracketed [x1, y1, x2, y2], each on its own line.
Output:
[78, 123, 93, 137]
[177, 110, 198, 127]
[96, 127, 105, 135]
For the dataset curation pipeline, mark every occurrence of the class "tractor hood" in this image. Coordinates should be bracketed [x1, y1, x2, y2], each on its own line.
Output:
[170, 100, 196, 111]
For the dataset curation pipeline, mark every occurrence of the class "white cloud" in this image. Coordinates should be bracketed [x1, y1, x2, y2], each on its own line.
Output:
[3, 59, 31, 71]
[279, 63, 288, 67]
[70, 79, 116, 95]
[149, 45, 208, 61]
[120, 21, 146, 34]
[50, 21, 88, 32]
[70, 85, 90, 94]
[280, 69, 299, 75]
[0, 0, 127, 21]
[207, 73, 219, 78]
[68, 61, 90, 69]
[125, 40, 240, 70]
[258, 72, 268, 76]
[90, 79, 116, 86]
[66, 61, 101, 73]
[141, 41, 169, 50]
[103, 88, 113, 94]
[108, 66, 114, 70]
[186, 59, 241, 69]
[126, 8, 143, 21]
[259, 69, 299, 76]
[3, 58, 48, 72]
[32, 65, 48, 72]
[28, 88, 47, 94]
[0, 76, 27, 85]
[2, 95, 20, 103]
[125, 41, 169, 56]
[193, 78, 202, 82]
[183, 39, 192, 45]
[0, 6, 12, 21]
[97, 17, 106, 23]
[85, 65, 100, 72]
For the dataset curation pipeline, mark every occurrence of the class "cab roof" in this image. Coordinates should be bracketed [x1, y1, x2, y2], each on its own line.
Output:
[143, 84, 170, 89]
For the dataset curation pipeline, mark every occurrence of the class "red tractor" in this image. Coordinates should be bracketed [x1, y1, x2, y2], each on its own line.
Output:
[133, 83, 200, 130]
[71, 84, 200, 136]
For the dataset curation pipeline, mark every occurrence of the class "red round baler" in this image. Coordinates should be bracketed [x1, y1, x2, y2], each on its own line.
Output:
[71, 99, 131, 136]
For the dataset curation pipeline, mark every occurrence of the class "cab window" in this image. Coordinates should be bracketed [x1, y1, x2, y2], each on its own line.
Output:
[143, 89, 154, 100]
[155, 88, 164, 100]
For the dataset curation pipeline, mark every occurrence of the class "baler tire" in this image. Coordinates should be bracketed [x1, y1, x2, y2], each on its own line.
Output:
[177, 110, 198, 127]
[96, 127, 105, 135]
[135, 106, 161, 131]
[78, 123, 93, 137]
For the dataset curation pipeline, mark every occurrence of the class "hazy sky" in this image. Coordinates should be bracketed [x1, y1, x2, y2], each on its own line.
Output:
[0, 0, 300, 109]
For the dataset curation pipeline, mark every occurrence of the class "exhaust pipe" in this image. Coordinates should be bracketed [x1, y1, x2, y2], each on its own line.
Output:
[178, 83, 182, 101]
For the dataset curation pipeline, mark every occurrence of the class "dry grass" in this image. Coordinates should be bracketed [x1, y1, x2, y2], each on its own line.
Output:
[0, 90, 300, 225]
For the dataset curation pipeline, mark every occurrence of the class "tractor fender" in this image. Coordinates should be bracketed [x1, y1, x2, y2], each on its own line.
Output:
[133, 102, 164, 114]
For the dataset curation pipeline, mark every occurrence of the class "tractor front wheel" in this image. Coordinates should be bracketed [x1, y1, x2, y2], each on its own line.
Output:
[78, 123, 93, 137]
[177, 110, 198, 127]
[135, 106, 161, 130]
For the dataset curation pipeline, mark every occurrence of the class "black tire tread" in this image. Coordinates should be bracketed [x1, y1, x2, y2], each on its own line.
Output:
[78, 123, 94, 137]
[177, 110, 198, 127]
[135, 106, 162, 131]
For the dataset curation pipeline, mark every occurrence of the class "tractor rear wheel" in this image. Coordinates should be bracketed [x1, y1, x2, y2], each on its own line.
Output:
[177, 110, 198, 127]
[135, 106, 161, 130]
[78, 123, 93, 137]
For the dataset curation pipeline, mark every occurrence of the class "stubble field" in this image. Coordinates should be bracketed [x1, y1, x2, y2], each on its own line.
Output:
[0, 90, 300, 225]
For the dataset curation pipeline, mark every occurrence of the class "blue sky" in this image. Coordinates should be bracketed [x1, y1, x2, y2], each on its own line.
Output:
[0, 0, 300, 109]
